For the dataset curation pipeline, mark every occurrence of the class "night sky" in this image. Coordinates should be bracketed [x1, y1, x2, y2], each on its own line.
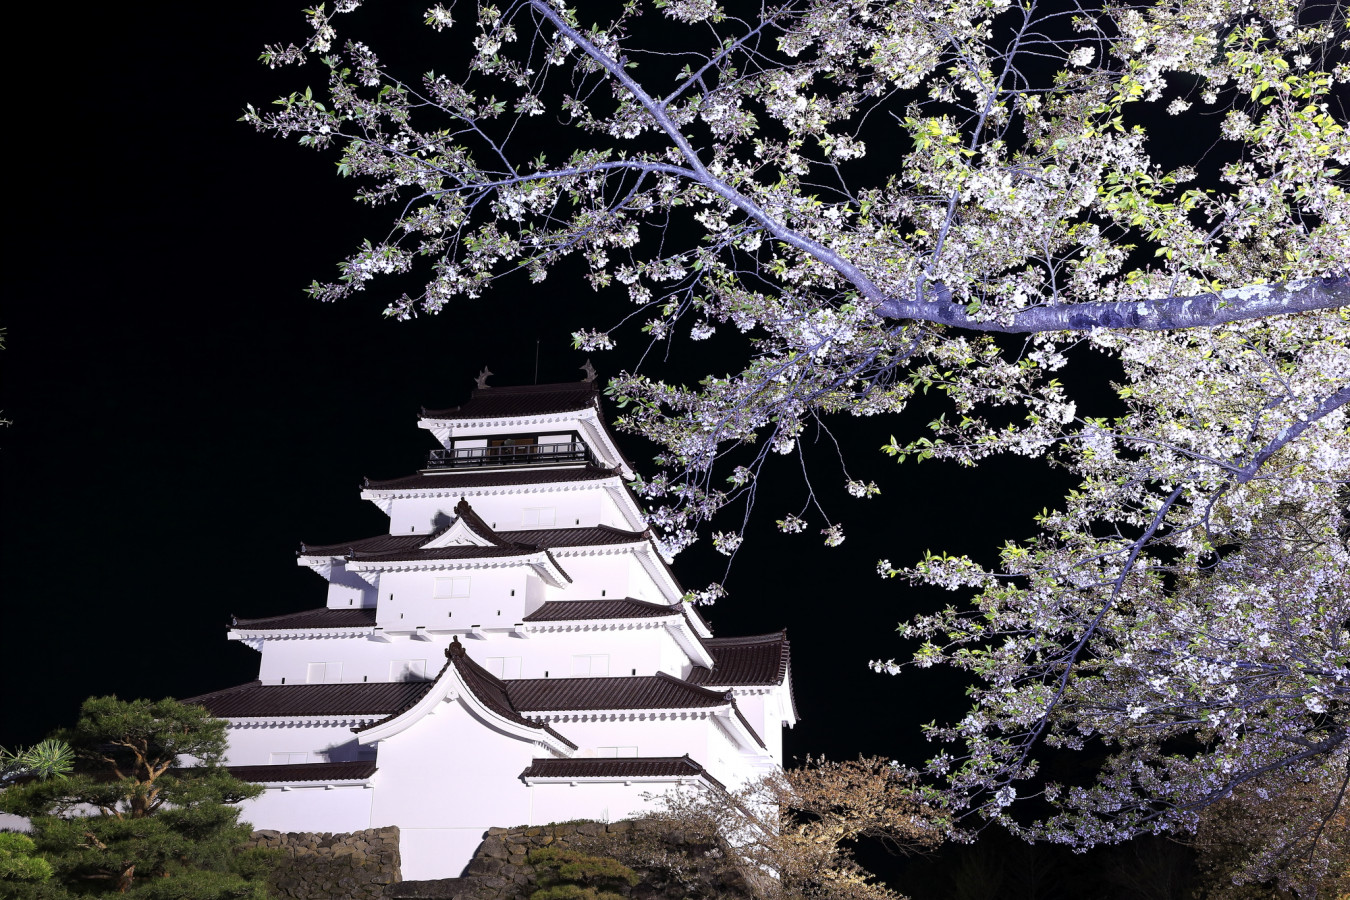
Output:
[2, 2, 1071, 781]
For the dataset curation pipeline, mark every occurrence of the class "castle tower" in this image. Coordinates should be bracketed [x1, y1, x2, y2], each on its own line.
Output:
[186, 376, 796, 879]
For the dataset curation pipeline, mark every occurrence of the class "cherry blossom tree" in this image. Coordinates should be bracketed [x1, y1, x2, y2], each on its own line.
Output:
[246, 0, 1348, 888]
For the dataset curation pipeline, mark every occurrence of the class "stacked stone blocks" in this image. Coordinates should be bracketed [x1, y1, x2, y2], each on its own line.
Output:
[246, 826, 402, 899]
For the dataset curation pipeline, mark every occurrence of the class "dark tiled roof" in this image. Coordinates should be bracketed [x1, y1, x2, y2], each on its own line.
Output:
[422, 382, 600, 420]
[364, 465, 619, 492]
[506, 673, 729, 712]
[496, 526, 647, 548]
[520, 756, 724, 790]
[300, 534, 427, 557]
[308, 519, 644, 565]
[522, 598, 680, 622]
[228, 761, 377, 783]
[687, 632, 790, 686]
[232, 608, 377, 630]
[349, 546, 533, 562]
[184, 681, 432, 719]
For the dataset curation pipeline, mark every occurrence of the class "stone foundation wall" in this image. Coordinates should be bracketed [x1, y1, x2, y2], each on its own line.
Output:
[246, 826, 402, 899]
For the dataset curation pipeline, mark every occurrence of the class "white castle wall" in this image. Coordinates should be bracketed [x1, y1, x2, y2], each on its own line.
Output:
[237, 784, 375, 835]
[254, 635, 442, 686]
[384, 484, 615, 535]
[248, 624, 692, 687]
[322, 565, 377, 608]
[366, 698, 538, 880]
[224, 723, 368, 766]
[534, 554, 659, 604]
[375, 567, 531, 631]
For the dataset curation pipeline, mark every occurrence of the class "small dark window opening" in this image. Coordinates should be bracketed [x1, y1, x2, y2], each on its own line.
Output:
[349, 599, 353, 606]
[632, 668, 636, 675]
[510, 589, 516, 596]
[281, 678, 286, 684]
[364, 675, 368, 682]
[400, 613, 404, 619]
[545, 670, 549, 677]
[601, 590, 607, 597]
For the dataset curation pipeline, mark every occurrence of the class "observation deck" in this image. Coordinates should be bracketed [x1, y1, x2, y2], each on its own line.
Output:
[426, 440, 593, 470]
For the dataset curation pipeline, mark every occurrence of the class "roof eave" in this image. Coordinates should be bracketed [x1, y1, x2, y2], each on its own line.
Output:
[667, 618, 716, 669]
[520, 773, 721, 789]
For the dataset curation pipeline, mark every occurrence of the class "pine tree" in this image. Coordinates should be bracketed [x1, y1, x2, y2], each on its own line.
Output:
[0, 696, 275, 899]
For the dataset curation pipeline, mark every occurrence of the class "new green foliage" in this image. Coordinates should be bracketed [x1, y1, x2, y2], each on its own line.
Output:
[0, 833, 54, 884]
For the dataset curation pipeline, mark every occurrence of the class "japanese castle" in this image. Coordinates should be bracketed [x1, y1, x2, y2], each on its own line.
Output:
[186, 374, 796, 880]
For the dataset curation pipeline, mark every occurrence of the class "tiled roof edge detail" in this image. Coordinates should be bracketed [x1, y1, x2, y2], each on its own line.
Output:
[687, 631, 791, 687]
[506, 672, 731, 713]
[519, 755, 725, 791]
[231, 608, 377, 631]
[362, 465, 619, 492]
[227, 761, 378, 783]
[521, 598, 680, 623]
[183, 681, 433, 720]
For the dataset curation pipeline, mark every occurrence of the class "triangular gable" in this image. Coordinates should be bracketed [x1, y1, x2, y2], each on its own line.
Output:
[355, 638, 575, 756]
[421, 498, 523, 550]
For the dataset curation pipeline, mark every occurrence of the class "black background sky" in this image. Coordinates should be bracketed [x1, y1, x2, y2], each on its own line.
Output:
[1, 1, 1072, 778]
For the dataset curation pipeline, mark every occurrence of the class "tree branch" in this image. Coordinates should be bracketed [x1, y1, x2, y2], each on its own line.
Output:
[877, 276, 1350, 332]
[1234, 384, 1350, 484]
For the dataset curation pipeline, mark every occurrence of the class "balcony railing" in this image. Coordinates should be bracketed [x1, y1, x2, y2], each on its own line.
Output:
[427, 441, 592, 469]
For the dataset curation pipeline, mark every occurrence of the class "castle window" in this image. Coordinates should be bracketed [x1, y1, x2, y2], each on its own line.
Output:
[485, 657, 522, 679]
[269, 752, 309, 765]
[306, 662, 343, 684]
[390, 659, 428, 681]
[522, 507, 556, 527]
[434, 576, 471, 599]
[572, 654, 610, 676]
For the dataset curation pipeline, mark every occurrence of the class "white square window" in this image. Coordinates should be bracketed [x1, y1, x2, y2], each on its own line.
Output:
[390, 659, 428, 681]
[269, 752, 309, 765]
[572, 654, 610, 677]
[433, 576, 471, 599]
[485, 657, 522, 679]
[306, 662, 343, 684]
[522, 507, 555, 527]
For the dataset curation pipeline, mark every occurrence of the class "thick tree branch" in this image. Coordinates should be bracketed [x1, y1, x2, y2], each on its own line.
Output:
[877, 276, 1350, 332]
